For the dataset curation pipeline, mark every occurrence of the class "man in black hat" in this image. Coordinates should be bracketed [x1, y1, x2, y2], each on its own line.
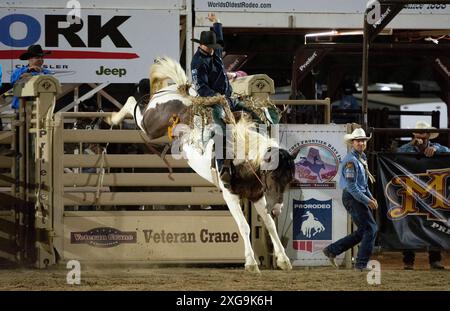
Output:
[10, 44, 52, 109]
[191, 13, 234, 187]
[191, 13, 231, 103]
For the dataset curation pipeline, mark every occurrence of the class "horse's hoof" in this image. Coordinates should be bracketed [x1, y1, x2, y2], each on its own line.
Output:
[245, 264, 261, 274]
[104, 115, 112, 125]
[277, 258, 293, 271]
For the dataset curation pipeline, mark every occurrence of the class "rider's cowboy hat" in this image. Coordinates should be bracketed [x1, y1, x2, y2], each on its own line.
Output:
[191, 31, 222, 49]
[413, 121, 439, 139]
[344, 128, 372, 144]
[19, 44, 51, 60]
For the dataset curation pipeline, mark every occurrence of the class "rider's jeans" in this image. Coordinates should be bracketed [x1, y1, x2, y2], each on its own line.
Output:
[211, 104, 228, 171]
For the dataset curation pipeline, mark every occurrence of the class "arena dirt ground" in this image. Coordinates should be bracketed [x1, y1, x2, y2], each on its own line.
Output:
[0, 252, 449, 291]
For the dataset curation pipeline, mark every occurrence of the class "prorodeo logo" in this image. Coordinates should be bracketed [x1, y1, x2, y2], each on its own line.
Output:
[386, 168, 450, 220]
[293, 198, 332, 252]
[71, 227, 137, 248]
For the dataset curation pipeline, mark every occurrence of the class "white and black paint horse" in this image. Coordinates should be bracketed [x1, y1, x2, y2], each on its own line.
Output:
[108, 57, 297, 273]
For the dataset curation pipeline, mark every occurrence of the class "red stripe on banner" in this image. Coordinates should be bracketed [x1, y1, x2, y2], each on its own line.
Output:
[293, 240, 313, 253]
[0, 50, 139, 59]
[306, 241, 312, 252]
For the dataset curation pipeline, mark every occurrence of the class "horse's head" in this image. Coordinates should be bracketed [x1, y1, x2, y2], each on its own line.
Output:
[302, 211, 313, 218]
[262, 147, 298, 216]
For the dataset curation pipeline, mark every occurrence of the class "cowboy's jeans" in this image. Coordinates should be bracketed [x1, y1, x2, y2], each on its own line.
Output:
[211, 104, 228, 172]
[403, 250, 442, 265]
[327, 190, 378, 269]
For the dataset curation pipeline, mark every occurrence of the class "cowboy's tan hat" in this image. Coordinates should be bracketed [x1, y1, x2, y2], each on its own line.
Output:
[344, 128, 372, 144]
[413, 121, 439, 139]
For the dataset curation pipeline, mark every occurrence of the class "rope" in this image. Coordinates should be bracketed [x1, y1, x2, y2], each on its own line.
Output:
[139, 131, 174, 181]
[94, 125, 112, 209]
[189, 95, 236, 126]
[244, 159, 265, 189]
[95, 147, 107, 210]
[238, 95, 280, 125]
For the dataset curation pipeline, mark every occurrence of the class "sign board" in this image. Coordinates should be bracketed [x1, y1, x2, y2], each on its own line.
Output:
[2, 0, 182, 9]
[63, 211, 244, 262]
[278, 124, 348, 266]
[196, 0, 450, 14]
[0, 9, 179, 83]
[194, 0, 450, 29]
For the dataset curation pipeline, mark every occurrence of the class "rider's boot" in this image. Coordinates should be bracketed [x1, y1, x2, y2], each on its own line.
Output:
[264, 106, 280, 124]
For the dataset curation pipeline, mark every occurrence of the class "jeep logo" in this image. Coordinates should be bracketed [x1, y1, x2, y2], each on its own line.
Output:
[96, 65, 126, 77]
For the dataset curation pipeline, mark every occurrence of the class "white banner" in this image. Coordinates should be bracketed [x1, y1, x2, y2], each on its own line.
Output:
[196, 0, 450, 14]
[278, 124, 349, 266]
[0, 9, 179, 83]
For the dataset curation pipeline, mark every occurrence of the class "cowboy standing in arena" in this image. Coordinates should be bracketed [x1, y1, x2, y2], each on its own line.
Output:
[323, 128, 378, 271]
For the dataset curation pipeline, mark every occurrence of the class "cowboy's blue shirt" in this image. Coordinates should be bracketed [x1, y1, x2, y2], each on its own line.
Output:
[339, 148, 374, 206]
[397, 141, 450, 153]
[10, 65, 52, 109]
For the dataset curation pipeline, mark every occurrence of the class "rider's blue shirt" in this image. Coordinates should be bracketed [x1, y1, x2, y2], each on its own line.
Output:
[191, 22, 232, 101]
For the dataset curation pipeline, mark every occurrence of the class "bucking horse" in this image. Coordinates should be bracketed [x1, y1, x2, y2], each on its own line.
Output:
[108, 57, 298, 273]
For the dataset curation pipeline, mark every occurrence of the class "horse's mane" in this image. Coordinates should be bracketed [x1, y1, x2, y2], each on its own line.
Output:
[150, 57, 189, 96]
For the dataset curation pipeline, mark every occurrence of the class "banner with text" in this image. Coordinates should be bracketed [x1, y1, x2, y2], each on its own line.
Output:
[377, 153, 450, 250]
[64, 212, 244, 261]
[0, 9, 179, 83]
[196, 0, 450, 14]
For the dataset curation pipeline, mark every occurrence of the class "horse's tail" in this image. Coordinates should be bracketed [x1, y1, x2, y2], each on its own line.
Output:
[150, 57, 189, 96]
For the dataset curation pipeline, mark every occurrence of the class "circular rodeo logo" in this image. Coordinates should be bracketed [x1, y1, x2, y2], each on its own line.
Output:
[289, 140, 342, 189]
[70, 227, 137, 248]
